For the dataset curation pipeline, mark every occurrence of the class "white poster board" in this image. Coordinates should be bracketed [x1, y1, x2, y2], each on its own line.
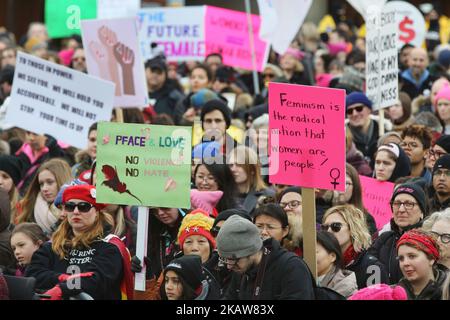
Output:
[6, 52, 114, 149]
[97, 0, 141, 19]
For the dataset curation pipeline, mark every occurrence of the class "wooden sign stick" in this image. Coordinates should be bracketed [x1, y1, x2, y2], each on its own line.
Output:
[302, 187, 317, 279]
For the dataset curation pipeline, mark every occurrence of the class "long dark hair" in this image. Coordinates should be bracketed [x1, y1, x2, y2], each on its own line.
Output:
[193, 163, 238, 212]
[317, 230, 343, 269]
[160, 269, 198, 300]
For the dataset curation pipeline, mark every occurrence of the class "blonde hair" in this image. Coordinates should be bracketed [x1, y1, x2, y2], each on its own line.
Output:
[323, 204, 372, 252]
[52, 210, 108, 260]
[443, 272, 450, 300]
[228, 145, 267, 193]
[9, 186, 19, 224]
[18, 158, 72, 224]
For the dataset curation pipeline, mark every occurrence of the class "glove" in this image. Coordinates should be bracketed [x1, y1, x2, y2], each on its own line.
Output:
[58, 272, 94, 282]
[131, 256, 151, 273]
[41, 285, 62, 300]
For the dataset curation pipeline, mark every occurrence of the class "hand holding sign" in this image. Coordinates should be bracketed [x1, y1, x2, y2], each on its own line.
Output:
[113, 42, 136, 95]
[98, 25, 122, 96]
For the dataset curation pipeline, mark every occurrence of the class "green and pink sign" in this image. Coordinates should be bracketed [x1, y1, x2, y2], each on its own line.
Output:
[96, 122, 192, 208]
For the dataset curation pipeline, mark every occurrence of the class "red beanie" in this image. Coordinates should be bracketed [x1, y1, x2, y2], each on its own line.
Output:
[177, 209, 216, 249]
[62, 185, 107, 211]
[396, 229, 440, 261]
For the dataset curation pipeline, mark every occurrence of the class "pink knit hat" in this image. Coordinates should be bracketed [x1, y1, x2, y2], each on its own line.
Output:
[327, 42, 347, 56]
[349, 284, 407, 300]
[190, 189, 223, 216]
[434, 83, 450, 106]
[58, 49, 74, 66]
[281, 47, 305, 60]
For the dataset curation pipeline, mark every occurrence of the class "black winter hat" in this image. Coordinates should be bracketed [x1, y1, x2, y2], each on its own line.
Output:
[212, 208, 251, 229]
[390, 183, 427, 216]
[433, 154, 450, 174]
[0, 155, 22, 186]
[200, 99, 231, 129]
[164, 255, 204, 291]
[435, 135, 450, 153]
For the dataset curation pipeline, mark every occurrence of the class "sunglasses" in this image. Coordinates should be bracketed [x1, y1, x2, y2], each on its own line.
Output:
[346, 105, 364, 115]
[321, 222, 346, 233]
[63, 202, 94, 213]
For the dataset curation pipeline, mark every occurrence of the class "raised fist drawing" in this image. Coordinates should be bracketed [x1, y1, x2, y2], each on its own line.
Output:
[113, 42, 135, 95]
[97, 25, 121, 96]
[88, 41, 109, 80]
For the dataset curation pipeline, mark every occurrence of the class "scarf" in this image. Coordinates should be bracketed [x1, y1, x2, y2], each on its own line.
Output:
[343, 245, 359, 267]
[34, 193, 60, 235]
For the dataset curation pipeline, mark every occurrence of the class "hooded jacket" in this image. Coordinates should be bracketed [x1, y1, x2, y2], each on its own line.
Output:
[224, 238, 314, 300]
[385, 144, 411, 183]
[368, 219, 423, 284]
[399, 267, 447, 300]
[319, 266, 358, 298]
[0, 190, 14, 269]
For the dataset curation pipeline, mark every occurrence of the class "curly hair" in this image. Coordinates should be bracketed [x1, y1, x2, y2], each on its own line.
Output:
[401, 124, 433, 149]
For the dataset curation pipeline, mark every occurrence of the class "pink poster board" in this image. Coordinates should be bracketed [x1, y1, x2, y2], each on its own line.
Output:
[204, 6, 269, 72]
[81, 17, 148, 108]
[359, 175, 395, 230]
[269, 83, 346, 191]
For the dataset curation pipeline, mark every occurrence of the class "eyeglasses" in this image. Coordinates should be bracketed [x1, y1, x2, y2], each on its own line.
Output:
[346, 105, 364, 115]
[400, 141, 421, 149]
[255, 223, 282, 231]
[195, 175, 216, 183]
[434, 169, 450, 178]
[210, 226, 220, 237]
[390, 201, 417, 210]
[218, 256, 246, 266]
[279, 200, 302, 209]
[429, 149, 447, 160]
[430, 231, 450, 244]
[63, 202, 94, 213]
[321, 222, 346, 233]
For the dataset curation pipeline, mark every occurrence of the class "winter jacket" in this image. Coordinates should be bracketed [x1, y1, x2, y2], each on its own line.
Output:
[224, 239, 315, 300]
[0, 190, 14, 270]
[429, 194, 450, 214]
[149, 82, 184, 118]
[399, 267, 447, 300]
[26, 240, 123, 300]
[235, 187, 275, 215]
[400, 69, 436, 100]
[319, 266, 358, 298]
[368, 219, 423, 284]
[346, 249, 389, 289]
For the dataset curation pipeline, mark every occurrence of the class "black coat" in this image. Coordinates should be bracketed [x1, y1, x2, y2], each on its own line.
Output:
[346, 250, 389, 289]
[0, 190, 14, 270]
[224, 239, 314, 300]
[149, 81, 184, 118]
[399, 267, 447, 300]
[368, 219, 423, 284]
[26, 240, 123, 300]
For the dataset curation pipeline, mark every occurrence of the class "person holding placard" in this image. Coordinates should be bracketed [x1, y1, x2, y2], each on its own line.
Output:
[322, 205, 388, 289]
[26, 184, 124, 300]
[369, 183, 427, 284]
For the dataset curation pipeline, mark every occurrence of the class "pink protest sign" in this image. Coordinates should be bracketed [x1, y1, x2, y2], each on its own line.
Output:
[269, 83, 346, 191]
[204, 6, 269, 72]
[359, 175, 395, 230]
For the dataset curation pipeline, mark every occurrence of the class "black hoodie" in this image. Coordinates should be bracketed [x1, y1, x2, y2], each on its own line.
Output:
[0, 190, 14, 269]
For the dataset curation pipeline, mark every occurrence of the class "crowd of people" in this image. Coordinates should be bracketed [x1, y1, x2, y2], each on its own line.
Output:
[1, 3, 450, 300]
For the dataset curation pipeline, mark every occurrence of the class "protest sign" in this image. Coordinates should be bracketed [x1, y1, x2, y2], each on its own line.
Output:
[359, 175, 395, 230]
[366, 7, 398, 109]
[268, 83, 346, 191]
[204, 6, 269, 72]
[97, 0, 141, 19]
[45, 0, 97, 39]
[383, 1, 426, 50]
[96, 122, 192, 208]
[81, 18, 148, 108]
[6, 52, 114, 149]
[137, 6, 205, 62]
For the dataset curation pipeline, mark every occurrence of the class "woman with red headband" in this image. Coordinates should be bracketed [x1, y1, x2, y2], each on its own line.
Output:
[26, 184, 126, 300]
[397, 229, 447, 300]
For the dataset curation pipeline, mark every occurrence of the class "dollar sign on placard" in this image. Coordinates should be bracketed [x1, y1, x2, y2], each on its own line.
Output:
[399, 16, 415, 43]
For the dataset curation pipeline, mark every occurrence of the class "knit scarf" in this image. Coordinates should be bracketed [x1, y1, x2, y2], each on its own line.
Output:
[34, 193, 60, 235]
[343, 245, 359, 267]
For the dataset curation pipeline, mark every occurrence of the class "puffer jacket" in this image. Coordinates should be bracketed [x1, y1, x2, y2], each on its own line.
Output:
[319, 266, 358, 298]
[399, 267, 447, 300]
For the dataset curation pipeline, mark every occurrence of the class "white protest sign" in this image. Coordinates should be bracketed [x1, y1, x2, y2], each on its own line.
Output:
[383, 1, 426, 50]
[366, 7, 398, 109]
[6, 52, 114, 149]
[137, 6, 205, 62]
[97, 0, 141, 19]
[346, 0, 387, 19]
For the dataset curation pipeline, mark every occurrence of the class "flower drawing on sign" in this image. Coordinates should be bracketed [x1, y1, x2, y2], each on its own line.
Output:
[102, 135, 110, 145]
[101, 164, 142, 204]
[164, 177, 177, 192]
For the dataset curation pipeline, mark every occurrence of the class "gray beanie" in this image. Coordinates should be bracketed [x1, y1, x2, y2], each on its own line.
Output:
[216, 215, 262, 259]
